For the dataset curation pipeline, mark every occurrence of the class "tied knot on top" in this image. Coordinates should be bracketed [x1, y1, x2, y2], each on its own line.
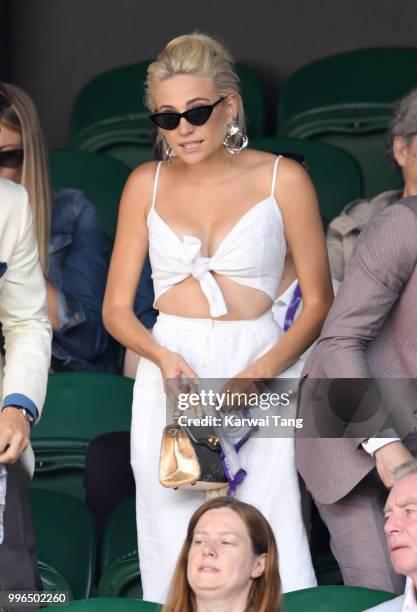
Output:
[180, 235, 228, 318]
[180, 236, 212, 279]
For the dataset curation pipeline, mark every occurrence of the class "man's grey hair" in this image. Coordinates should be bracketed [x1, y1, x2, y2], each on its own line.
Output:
[387, 88, 417, 167]
[393, 459, 417, 483]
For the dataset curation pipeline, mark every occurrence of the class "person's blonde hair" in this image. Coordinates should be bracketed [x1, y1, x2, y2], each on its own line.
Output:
[146, 32, 246, 159]
[163, 496, 281, 612]
[0, 83, 51, 272]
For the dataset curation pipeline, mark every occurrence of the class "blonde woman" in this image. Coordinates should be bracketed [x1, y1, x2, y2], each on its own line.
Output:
[104, 32, 333, 602]
[0, 84, 118, 372]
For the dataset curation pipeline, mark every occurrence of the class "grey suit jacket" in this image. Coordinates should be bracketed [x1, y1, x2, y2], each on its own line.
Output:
[296, 198, 417, 504]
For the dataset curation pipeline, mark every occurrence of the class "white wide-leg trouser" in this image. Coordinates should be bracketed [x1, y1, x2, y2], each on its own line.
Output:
[131, 310, 317, 603]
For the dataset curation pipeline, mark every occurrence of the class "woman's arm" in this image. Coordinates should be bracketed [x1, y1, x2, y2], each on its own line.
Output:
[244, 157, 333, 378]
[103, 163, 197, 387]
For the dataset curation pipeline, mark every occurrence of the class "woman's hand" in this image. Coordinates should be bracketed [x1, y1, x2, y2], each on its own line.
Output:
[158, 349, 199, 409]
[218, 364, 271, 413]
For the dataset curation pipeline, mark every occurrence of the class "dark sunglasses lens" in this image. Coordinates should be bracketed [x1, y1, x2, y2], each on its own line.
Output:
[185, 106, 213, 126]
[150, 113, 180, 130]
[0, 149, 24, 168]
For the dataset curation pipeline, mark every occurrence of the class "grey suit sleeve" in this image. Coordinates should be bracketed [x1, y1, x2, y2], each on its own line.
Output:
[314, 203, 417, 378]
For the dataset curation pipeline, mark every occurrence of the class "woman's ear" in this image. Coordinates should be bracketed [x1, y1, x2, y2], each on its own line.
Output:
[393, 136, 409, 168]
[250, 553, 266, 578]
[225, 94, 238, 124]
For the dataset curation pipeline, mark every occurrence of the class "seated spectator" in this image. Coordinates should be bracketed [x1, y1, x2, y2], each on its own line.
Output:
[365, 460, 417, 611]
[0, 82, 121, 371]
[163, 496, 281, 612]
[327, 87, 417, 281]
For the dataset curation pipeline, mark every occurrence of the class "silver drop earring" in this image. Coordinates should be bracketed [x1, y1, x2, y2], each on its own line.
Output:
[160, 135, 174, 165]
[223, 120, 248, 155]
[165, 144, 173, 165]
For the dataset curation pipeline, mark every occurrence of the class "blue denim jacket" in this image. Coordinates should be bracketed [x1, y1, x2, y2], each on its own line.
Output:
[49, 189, 158, 372]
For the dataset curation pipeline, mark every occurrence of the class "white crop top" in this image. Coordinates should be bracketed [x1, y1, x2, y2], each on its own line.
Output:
[147, 156, 286, 317]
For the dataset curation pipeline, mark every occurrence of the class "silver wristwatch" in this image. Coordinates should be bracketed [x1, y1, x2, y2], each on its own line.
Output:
[5, 406, 35, 425]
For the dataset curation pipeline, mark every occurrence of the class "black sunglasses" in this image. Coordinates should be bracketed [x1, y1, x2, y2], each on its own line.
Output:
[0, 148, 24, 168]
[149, 97, 226, 130]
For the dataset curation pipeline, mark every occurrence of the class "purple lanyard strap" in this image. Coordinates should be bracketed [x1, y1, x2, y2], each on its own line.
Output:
[283, 283, 302, 331]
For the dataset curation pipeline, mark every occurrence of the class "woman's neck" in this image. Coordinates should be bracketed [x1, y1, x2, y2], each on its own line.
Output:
[177, 146, 236, 184]
[195, 590, 250, 612]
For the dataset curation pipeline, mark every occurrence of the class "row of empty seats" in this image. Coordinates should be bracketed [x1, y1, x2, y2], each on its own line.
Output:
[69, 47, 417, 195]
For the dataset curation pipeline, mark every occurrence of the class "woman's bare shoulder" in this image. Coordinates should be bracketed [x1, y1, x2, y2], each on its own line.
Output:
[120, 161, 160, 213]
[127, 160, 160, 187]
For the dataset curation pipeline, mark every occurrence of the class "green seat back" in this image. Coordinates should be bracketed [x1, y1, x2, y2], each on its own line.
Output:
[29, 489, 96, 600]
[101, 497, 137, 570]
[283, 585, 395, 611]
[98, 497, 140, 598]
[49, 148, 130, 241]
[70, 62, 267, 168]
[314, 551, 342, 586]
[278, 47, 417, 197]
[53, 598, 159, 611]
[30, 372, 133, 501]
[251, 137, 363, 224]
[38, 560, 74, 599]
[314, 131, 403, 199]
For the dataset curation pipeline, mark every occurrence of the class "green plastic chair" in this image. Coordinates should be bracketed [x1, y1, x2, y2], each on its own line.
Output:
[251, 137, 363, 224]
[49, 148, 130, 241]
[70, 61, 267, 168]
[98, 497, 140, 598]
[29, 488, 96, 600]
[282, 585, 396, 611]
[53, 598, 159, 611]
[38, 560, 74, 598]
[278, 47, 417, 197]
[30, 372, 133, 501]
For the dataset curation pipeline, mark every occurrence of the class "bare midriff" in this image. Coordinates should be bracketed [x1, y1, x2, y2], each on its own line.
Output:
[155, 274, 273, 320]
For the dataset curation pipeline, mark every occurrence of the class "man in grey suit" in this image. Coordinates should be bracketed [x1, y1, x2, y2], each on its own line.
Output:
[365, 460, 417, 611]
[296, 196, 417, 594]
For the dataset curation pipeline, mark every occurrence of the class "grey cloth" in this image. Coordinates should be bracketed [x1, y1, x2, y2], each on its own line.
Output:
[326, 190, 401, 282]
[0, 463, 41, 611]
[296, 197, 417, 505]
[296, 197, 417, 594]
[316, 470, 404, 594]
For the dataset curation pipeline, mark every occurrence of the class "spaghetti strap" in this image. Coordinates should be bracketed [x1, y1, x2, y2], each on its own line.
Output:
[151, 161, 163, 210]
[270, 155, 282, 197]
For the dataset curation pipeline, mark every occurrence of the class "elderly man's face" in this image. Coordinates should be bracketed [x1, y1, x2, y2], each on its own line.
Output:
[384, 473, 417, 581]
[394, 134, 417, 197]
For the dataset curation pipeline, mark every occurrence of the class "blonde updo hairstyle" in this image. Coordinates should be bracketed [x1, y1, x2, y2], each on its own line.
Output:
[145, 32, 246, 160]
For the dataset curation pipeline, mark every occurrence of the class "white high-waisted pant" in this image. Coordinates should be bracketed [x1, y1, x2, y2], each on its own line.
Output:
[131, 310, 317, 603]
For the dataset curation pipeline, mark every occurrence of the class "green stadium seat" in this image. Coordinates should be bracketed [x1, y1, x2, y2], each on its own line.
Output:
[278, 47, 417, 197]
[98, 497, 140, 598]
[49, 148, 130, 241]
[53, 598, 159, 611]
[282, 585, 396, 611]
[29, 489, 96, 600]
[70, 61, 267, 168]
[38, 560, 74, 598]
[251, 137, 363, 224]
[30, 372, 133, 501]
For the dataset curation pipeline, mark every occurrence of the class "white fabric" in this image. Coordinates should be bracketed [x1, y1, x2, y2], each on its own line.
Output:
[364, 579, 417, 611]
[0, 179, 51, 476]
[362, 437, 401, 457]
[131, 310, 316, 604]
[148, 158, 286, 317]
